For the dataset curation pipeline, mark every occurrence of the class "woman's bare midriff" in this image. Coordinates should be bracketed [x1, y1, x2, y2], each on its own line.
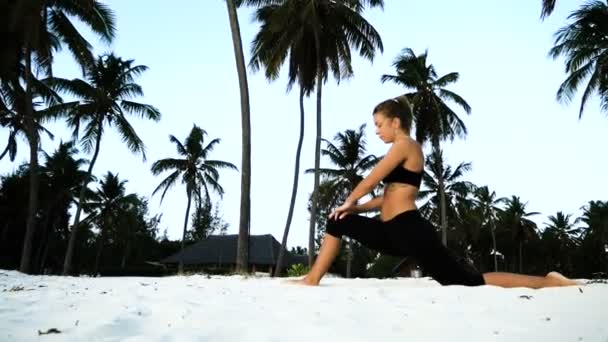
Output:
[380, 183, 418, 222]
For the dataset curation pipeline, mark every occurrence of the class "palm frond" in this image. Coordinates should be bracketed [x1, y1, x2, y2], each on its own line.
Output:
[114, 110, 146, 159]
[150, 158, 187, 175]
[151, 170, 180, 204]
[169, 135, 187, 156]
[120, 100, 161, 121]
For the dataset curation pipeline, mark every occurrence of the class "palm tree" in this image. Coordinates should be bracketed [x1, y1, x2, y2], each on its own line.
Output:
[452, 192, 483, 264]
[0, 79, 75, 274]
[249, 1, 321, 276]
[52, 53, 161, 275]
[548, 0, 608, 119]
[244, 0, 383, 267]
[2, 0, 115, 274]
[578, 200, 608, 242]
[381, 48, 471, 247]
[418, 149, 475, 230]
[85, 172, 138, 274]
[500, 196, 540, 273]
[306, 124, 378, 277]
[543, 211, 581, 274]
[474, 185, 506, 271]
[36, 140, 89, 273]
[225, 0, 252, 274]
[577, 200, 608, 274]
[151, 125, 237, 274]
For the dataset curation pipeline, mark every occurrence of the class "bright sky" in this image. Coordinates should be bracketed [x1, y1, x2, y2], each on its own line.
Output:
[1, 0, 605, 249]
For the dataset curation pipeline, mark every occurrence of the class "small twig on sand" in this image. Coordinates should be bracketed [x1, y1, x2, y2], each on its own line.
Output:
[38, 328, 61, 335]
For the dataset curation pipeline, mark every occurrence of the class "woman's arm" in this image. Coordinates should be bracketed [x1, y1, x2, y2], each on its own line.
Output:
[355, 196, 383, 213]
[345, 140, 407, 204]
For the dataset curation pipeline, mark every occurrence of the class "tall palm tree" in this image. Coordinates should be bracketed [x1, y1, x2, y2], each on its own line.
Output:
[307, 124, 378, 277]
[381, 48, 471, 247]
[500, 196, 540, 273]
[474, 185, 506, 271]
[418, 149, 475, 230]
[244, 0, 384, 267]
[249, 1, 323, 276]
[2, 0, 115, 274]
[225, 0, 252, 274]
[151, 125, 237, 274]
[0, 79, 74, 273]
[548, 0, 608, 119]
[53, 53, 161, 275]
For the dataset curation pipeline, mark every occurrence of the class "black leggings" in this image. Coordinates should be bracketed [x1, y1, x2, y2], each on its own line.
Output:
[326, 210, 485, 286]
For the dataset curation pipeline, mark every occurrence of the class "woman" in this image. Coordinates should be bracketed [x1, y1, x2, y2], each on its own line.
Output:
[293, 98, 579, 288]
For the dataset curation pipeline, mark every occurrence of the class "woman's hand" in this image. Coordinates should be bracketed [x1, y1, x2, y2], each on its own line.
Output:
[329, 200, 358, 220]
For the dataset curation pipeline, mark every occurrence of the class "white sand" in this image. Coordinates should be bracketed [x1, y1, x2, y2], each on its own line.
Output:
[1, 269, 606, 342]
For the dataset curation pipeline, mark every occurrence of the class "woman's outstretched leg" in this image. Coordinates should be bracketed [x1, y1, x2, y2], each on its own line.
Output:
[290, 233, 341, 286]
[483, 271, 580, 289]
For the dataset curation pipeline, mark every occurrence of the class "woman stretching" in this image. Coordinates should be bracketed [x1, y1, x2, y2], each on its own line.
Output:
[293, 99, 579, 288]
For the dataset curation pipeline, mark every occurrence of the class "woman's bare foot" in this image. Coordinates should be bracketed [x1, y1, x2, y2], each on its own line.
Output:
[285, 275, 320, 286]
[546, 271, 581, 287]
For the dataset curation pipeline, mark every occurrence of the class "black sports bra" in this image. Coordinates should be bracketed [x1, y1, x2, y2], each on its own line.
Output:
[382, 165, 423, 187]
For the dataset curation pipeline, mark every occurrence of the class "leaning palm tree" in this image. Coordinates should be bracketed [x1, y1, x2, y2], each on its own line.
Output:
[382, 48, 471, 246]
[474, 185, 506, 271]
[548, 0, 608, 119]
[244, 0, 384, 267]
[54, 53, 161, 275]
[306, 124, 378, 278]
[2, 0, 115, 274]
[151, 125, 237, 274]
[225, 0, 252, 274]
[500, 196, 540, 273]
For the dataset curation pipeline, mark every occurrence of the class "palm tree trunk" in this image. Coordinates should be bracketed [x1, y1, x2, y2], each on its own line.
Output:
[93, 220, 108, 275]
[308, 27, 323, 267]
[121, 227, 131, 269]
[63, 120, 103, 275]
[34, 205, 53, 273]
[274, 86, 306, 277]
[20, 45, 39, 274]
[432, 142, 448, 246]
[346, 239, 353, 278]
[226, 0, 251, 274]
[0, 223, 8, 245]
[491, 219, 498, 271]
[179, 191, 193, 274]
[39, 215, 59, 274]
[519, 239, 523, 273]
